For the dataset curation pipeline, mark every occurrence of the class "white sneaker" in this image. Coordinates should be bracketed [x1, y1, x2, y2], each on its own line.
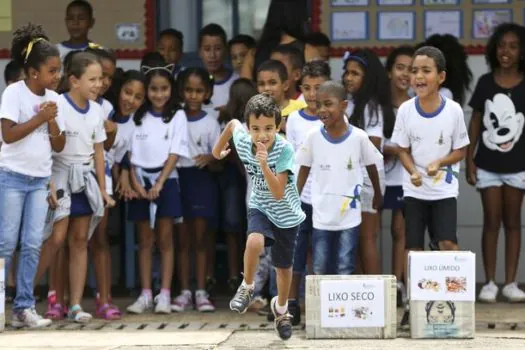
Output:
[478, 281, 498, 303]
[195, 290, 215, 312]
[397, 281, 408, 305]
[171, 290, 193, 312]
[502, 282, 525, 302]
[154, 293, 171, 314]
[126, 294, 153, 314]
[11, 308, 52, 329]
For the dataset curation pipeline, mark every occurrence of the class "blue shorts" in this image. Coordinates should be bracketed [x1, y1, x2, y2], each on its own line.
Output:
[217, 164, 245, 232]
[178, 166, 218, 219]
[292, 202, 312, 273]
[128, 177, 182, 221]
[247, 208, 299, 269]
[70, 192, 93, 218]
[476, 168, 525, 190]
[383, 186, 404, 210]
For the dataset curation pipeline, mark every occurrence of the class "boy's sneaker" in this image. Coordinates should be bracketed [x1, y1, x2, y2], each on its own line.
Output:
[502, 282, 525, 302]
[171, 290, 193, 312]
[154, 293, 171, 314]
[428, 240, 439, 251]
[229, 282, 254, 314]
[227, 276, 242, 294]
[195, 290, 216, 312]
[478, 281, 498, 303]
[205, 276, 217, 295]
[396, 281, 408, 307]
[400, 310, 410, 328]
[126, 294, 153, 314]
[270, 297, 293, 340]
[288, 299, 301, 326]
[11, 308, 52, 329]
[257, 303, 271, 316]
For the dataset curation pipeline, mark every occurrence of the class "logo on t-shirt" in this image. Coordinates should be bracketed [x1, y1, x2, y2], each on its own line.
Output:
[347, 157, 353, 170]
[437, 131, 444, 146]
[482, 93, 524, 153]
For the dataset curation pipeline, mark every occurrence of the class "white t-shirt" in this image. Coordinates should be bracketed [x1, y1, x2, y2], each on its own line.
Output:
[210, 70, 239, 109]
[108, 114, 135, 167]
[296, 125, 380, 230]
[177, 110, 221, 168]
[391, 96, 470, 200]
[56, 42, 89, 62]
[409, 87, 453, 100]
[0, 81, 65, 177]
[129, 110, 190, 175]
[286, 109, 322, 204]
[97, 97, 114, 119]
[384, 107, 404, 187]
[53, 93, 106, 168]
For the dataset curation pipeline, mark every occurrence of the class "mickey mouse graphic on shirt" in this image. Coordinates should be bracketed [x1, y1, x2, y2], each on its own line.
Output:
[482, 93, 524, 153]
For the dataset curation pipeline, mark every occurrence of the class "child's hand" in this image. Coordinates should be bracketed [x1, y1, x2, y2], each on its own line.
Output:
[194, 154, 213, 169]
[134, 184, 148, 199]
[410, 171, 423, 187]
[466, 160, 477, 186]
[103, 120, 117, 134]
[255, 142, 268, 166]
[38, 102, 57, 122]
[102, 191, 116, 208]
[216, 143, 231, 160]
[426, 160, 441, 176]
[47, 183, 58, 209]
[148, 182, 163, 201]
[372, 192, 383, 211]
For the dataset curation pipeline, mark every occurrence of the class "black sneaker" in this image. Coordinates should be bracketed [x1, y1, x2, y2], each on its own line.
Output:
[227, 276, 241, 294]
[229, 283, 254, 314]
[267, 306, 275, 321]
[288, 299, 301, 326]
[428, 240, 439, 251]
[270, 297, 293, 340]
[205, 276, 217, 295]
[401, 310, 410, 327]
[6, 286, 15, 304]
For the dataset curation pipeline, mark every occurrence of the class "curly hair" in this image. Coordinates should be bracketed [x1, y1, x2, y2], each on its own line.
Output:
[11, 23, 59, 72]
[485, 23, 525, 73]
[244, 93, 281, 127]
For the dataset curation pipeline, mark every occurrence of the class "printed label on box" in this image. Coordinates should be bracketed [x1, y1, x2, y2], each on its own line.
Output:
[320, 279, 385, 328]
[409, 252, 475, 301]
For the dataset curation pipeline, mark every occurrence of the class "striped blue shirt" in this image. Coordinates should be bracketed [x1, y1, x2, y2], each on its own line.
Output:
[233, 125, 305, 228]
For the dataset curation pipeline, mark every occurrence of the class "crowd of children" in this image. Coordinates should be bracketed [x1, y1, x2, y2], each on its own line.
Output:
[1, 0, 525, 342]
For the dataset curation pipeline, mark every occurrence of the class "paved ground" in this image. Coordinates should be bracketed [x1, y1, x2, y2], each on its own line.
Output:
[1, 299, 525, 349]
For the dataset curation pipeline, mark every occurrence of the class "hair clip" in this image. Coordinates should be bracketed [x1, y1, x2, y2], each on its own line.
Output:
[209, 74, 214, 81]
[88, 42, 103, 49]
[22, 37, 47, 63]
[141, 64, 175, 75]
[343, 51, 368, 68]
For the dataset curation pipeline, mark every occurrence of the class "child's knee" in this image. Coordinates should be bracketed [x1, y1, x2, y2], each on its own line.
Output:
[68, 232, 88, 250]
[246, 233, 264, 254]
[158, 234, 173, 252]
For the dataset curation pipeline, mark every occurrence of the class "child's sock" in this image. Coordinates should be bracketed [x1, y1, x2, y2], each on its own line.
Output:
[241, 279, 255, 290]
[141, 289, 153, 299]
[275, 300, 288, 315]
[160, 288, 171, 298]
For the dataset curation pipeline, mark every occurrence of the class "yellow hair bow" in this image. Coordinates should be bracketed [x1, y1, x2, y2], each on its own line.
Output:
[88, 42, 103, 49]
[22, 37, 47, 63]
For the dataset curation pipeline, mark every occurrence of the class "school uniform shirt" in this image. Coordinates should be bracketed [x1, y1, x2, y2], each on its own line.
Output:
[53, 93, 106, 167]
[109, 114, 135, 166]
[384, 107, 404, 187]
[286, 109, 322, 204]
[56, 42, 90, 62]
[233, 123, 305, 228]
[408, 87, 453, 100]
[468, 73, 525, 173]
[129, 110, 190, 174]
[0, 81, 65, 177]
[210, 70, 239, 109]
[177, 110, 221, 168]
[391, 96, 470, 201]
[96, 97, 114, 119]
[296, 125, 379, 230]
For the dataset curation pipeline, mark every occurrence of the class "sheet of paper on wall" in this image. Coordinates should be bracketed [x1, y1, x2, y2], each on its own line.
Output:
[331, 0, 369, 6]
[422, 0, 458, 4]
[378, 0, 413, 4]
[115, 23, 141, 43]
[0, 0, 12, 32]
[425, 11, 461, 39]
[378, 12, 414, 41]
[472, 10, 512, 39]
[331, 12, 368, 41]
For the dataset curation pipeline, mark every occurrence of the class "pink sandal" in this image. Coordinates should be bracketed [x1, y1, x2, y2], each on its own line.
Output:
[45, 303, 66, 320]
[96, 304, 122, 320]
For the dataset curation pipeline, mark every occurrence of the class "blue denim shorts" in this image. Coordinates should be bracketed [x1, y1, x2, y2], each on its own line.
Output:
[312, 226, 359, 275]
[247, 208, 299, 269]
[476, 168, 525, 190]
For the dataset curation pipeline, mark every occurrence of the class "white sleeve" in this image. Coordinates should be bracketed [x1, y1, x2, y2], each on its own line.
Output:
[94, 110, 107, 143]
[452, 106, 470, 150]
[364, 104, 383, 139]
[0, 85, 21, 123]
[170, 114, 190, 158]
[295, 130, 314, 167]
[286, 114, 298, 151]
[440, 87, 454, 100]
[53, 95, 66, 133]
[391, 106, 410, 148]
[361, 134, 380, 166]
[208, 119, 221, 153]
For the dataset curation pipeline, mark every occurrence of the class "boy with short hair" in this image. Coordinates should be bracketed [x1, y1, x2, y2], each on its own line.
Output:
[157, 28, 185, 79]
[296, 81, 382, 277]
[57, 0, 95, 61]
[285, 60, 331, 324]
[270, 45, 305, 101]
[213, 94, 305, 341]
[256, 60, 306, 134]
[391, 46, 469, 326]
[305, 32, 331, 62]
[199, 23, 239, 109]
[228, 34, 256, 74]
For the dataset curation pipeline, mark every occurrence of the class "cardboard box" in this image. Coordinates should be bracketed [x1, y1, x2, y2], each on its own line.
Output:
[408, 251, 476, 339]
[305, 275, 397, 339]
[0, 258, 5, 332]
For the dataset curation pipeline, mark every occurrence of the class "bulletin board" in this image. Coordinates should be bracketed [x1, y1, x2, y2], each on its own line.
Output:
[311, 0, 525, 57]
[0, 0, 155, 59]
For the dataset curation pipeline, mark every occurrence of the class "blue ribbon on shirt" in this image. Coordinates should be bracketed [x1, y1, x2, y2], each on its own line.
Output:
[350, 184, 362, 209]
